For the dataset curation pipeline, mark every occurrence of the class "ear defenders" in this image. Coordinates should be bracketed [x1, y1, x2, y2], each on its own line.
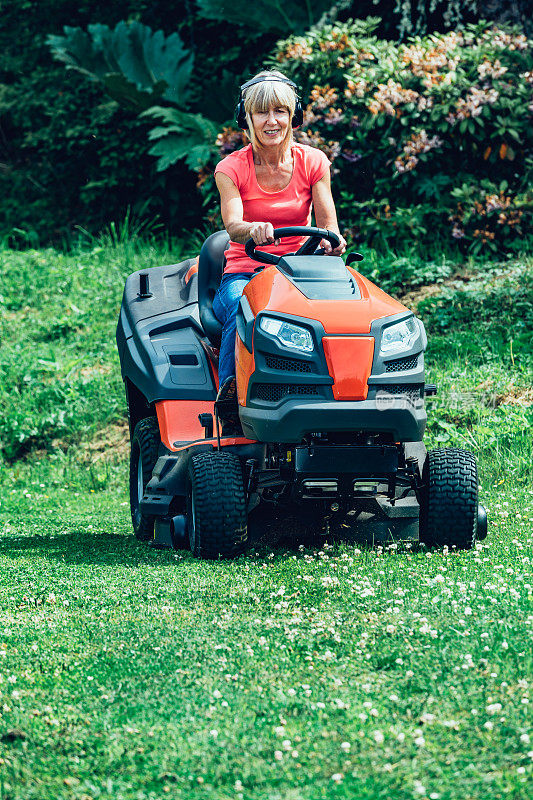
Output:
[235, 75, 304, 131]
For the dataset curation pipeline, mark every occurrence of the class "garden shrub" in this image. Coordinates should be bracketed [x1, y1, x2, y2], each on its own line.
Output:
[213, 18, 532, 254]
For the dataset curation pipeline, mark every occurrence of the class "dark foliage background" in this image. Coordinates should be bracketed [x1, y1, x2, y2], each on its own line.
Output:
[0, 0, 276, 244]
[0, 0, 529, 246]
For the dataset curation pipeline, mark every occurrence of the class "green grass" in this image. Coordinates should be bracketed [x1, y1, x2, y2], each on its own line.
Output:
[1, 241, 531, 480]
[0, 481, 531, 799]
[1, 240, 532, 798]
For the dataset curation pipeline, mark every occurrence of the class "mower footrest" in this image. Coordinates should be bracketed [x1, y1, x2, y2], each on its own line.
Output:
[375, 496, 419, 518]
[140, 493, 173, 516]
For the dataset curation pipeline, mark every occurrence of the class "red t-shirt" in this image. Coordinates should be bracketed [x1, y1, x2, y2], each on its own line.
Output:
[214, 142, 331, 274]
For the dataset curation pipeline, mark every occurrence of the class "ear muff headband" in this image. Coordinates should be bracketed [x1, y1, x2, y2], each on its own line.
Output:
[235, 76, 304, 131]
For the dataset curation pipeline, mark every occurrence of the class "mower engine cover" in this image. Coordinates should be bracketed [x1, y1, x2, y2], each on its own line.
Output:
[234, 252, 427, 443]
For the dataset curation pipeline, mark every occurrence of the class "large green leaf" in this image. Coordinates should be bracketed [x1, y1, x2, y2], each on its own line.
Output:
[104, 74, 168, 111]
[141, 106, 219, 171]
[196, 0, 335, 34]
[147, 136, 213, 171]
[47, 21, 193, 110]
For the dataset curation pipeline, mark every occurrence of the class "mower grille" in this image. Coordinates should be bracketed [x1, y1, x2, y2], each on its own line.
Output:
[384, 355, 419, 372]
[265, 355, 313, 373]
[376, 384, 423, 404]
[252, 383, 321, 402]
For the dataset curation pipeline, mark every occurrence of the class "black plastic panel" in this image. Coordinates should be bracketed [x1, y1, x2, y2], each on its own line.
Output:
[116, 259, 217, 403]
[121, 259, 198, 329]
[276, 255, 361, 300]
[294, 445, 399, 476]
[236, 294, 255, 352]
[239, 397, 426, 443]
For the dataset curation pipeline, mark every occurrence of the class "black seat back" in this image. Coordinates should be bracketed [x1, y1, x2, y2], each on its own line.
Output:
[198, 230, 230, 346]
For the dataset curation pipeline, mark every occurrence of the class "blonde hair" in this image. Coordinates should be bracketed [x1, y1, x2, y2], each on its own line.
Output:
[243, 70, 296, 156]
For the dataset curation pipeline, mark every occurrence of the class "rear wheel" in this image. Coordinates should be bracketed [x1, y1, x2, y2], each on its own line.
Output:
[188, 451, 247, 559]
[129, 417, 160, 541]
[420, 448, 478, 550]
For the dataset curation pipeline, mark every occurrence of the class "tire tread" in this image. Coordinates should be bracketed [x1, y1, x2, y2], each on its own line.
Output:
[129, 417, 160, 541]
[189, 452, 247, 559]
[420, 447, 478, 550]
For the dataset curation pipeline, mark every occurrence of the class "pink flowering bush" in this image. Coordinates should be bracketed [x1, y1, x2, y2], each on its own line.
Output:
[266, 18, 532, 253]
[199, 19, 529, 254]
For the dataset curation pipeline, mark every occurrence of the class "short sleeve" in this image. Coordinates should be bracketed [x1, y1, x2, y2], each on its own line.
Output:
[214, 153, 243, 191]
[308, 148, 331, 185]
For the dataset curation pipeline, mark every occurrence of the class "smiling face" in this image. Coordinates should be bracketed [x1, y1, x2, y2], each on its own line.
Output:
[251, 105, 291, 149]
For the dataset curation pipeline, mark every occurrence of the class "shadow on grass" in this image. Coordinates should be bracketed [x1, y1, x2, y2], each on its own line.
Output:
[1, 518, 421, 568]
[0, 530, 181, 567]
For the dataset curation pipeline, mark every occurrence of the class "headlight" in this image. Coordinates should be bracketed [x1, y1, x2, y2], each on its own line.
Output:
[380, 317, 420, 356]
[259, 316, 314, 353]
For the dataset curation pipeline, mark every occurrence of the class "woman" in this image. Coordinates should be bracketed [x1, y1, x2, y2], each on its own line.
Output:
[213, 69, 346, 410]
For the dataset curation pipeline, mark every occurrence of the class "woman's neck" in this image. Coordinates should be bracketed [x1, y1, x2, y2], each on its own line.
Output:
[252, 142, 292, 169]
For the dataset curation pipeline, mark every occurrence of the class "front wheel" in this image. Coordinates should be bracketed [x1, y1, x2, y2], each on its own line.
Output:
[129, 417, 160, 541]
[419, 448, 478, 550]
[188, 451, 247, 559]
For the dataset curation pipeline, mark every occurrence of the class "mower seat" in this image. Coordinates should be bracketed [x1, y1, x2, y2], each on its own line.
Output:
[198, 230, 230, 347]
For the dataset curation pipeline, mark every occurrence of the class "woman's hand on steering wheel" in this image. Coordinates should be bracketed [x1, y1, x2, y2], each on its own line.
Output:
[319, 231, 347, 256]
[249, 221, 280, 247]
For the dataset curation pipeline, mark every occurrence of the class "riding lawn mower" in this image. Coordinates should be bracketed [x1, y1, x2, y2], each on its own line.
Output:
[116, 226, 487, 558]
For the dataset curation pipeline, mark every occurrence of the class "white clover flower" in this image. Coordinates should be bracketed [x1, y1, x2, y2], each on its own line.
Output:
[341, 741, 351, 752]
[373, 730, 384, 744]
[274, 750, 283, 761]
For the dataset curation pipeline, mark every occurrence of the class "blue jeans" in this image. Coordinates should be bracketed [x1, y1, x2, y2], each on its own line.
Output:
[213, 272, 255, 386]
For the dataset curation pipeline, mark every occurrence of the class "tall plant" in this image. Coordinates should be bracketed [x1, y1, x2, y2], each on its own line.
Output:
[47, 22, 218, 171]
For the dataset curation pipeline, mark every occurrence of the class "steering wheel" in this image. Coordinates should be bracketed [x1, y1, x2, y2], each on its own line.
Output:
[244, 226, 341, 266]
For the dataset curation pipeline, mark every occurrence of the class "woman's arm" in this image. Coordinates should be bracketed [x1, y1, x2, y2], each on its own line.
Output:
[312, 170, 346, 255]
[215, 172, 279, 246]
